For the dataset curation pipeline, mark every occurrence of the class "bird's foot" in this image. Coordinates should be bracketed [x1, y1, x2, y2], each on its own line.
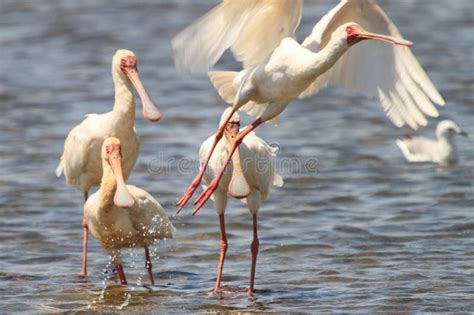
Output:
[208, 287, 233, 300]
[78, 271, 88, 283]
[176, 178, 202, 213]
[80, 267, 88, 277]
[247, 288, 255, 297]
[192, 179, 219, 215]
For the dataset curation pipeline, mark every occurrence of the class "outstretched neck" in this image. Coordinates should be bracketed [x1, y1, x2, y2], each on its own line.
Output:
[309, 36, 350, 77]
[112, 72, 136, 121]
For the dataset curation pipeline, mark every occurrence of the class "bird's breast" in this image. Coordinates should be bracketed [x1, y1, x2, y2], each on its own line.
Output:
[259, 47, 317, 100]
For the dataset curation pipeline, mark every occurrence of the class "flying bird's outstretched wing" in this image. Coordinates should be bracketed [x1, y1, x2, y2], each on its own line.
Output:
[300, 0, 445, 129]
[172, 0, 303, 72]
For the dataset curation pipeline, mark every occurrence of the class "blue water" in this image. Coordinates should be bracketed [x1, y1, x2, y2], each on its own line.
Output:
[0, 0, 473, 312]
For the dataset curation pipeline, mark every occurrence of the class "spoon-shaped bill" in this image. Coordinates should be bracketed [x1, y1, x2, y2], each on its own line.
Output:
[126, 68, 162, 122]
[359, 30, 413, 46]
[108, 149, 135, 208]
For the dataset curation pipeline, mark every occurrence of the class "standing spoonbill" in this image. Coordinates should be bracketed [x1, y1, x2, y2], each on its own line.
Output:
[84, 137, 174, 285]
[173, 0, 445, 212]
[56, 49, 161, 277]
[396, 120, 468, 166]
[196, 108, 283, 296]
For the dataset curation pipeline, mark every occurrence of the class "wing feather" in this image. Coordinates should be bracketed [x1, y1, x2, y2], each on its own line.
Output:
[300, 0, 444, 129]
[172, 0, 303, 72]
[241, 133, 283, 201]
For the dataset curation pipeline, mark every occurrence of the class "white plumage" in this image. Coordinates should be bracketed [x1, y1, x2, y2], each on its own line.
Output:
[56, 49, 160, 193]
[396, 120, 467, 166]
[84, 137, 174, 285]
[172, 0, 303, 72]
[56, 111, 140, 193]
[200, 115, 283, 211]
[173, 0, 445, 130]
[85, 186, 174, 259]
[56, 49, 161, 277]
[197, 108, 283, 296]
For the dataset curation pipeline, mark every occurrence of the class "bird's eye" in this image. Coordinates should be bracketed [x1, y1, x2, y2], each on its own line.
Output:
[346, 27, 353, 34]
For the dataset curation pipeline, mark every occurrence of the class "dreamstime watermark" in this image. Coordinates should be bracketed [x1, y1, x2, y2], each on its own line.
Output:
[147, 142, 319, 176]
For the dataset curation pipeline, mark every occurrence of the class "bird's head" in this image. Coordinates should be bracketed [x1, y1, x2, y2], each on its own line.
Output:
[112, 49, 161, 122]
[218, 108, 250, 199]
[437, 120, 468, 139]
[342, 23, 412, 47]
[220, 107, 241, 141]
[102, 137, 135, 208]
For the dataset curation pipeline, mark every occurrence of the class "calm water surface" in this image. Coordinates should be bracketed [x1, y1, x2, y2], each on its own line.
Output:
[0, 0, 473, 313]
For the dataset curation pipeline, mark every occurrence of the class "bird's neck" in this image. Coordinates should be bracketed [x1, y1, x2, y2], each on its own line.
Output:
[112, 74, 136, 122]
[98, 165, 117, 209]
[438, 136, 458, 164]
[438, 135, 456, 148]
[309, 37, 349, 77]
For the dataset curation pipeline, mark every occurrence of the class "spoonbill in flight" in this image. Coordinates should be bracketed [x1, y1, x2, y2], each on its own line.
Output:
[172, 0, 445, 213]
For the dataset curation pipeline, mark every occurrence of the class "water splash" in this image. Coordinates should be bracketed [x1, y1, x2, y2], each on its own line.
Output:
[87, 259, 114, 309]
[116, 292, 131, 311]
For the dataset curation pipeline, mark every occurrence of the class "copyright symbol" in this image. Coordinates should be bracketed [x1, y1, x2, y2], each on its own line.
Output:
[269, 142, 281, 154]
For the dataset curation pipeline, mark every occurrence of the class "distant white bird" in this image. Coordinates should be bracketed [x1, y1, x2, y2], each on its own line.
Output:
[174, 0, 445, 212]
[84, 137, 174, 285]
[396, 120, 467, 166]
[56, 49, 161, 277]
[189, 108, 283, 296]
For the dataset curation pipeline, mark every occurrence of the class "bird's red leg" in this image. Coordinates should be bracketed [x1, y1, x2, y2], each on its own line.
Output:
[214, 213, 228, 293]
[80, 191, 89, 277]
[176, 108, 238, 213]
[115, 263, 128, 285]
[193, 119, 263, 215]
[144, 247, 155, 285]
[248, 214, 259, 296]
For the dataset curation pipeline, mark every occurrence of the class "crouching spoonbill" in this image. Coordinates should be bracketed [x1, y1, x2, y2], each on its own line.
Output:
[56, 49, 161, 277]
[84, 137, 174, 285]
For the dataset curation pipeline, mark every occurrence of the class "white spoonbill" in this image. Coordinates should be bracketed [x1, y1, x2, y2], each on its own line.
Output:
[173, 0, 445, 212]
[396, 120, 468, 166]
[84, 137, 174, 285]
[56, 49, 161, 277]
[193, 108, 283, 296]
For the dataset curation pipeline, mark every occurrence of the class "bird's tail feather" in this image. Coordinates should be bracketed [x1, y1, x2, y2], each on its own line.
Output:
[55, 159, 64, 177]
[273, 173, 284, 187]
[208, 71, 238, 103]
[209, 70, 280, 126]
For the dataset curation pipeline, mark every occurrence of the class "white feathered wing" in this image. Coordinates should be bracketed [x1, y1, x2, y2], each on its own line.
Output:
[300, 0, 445, 129]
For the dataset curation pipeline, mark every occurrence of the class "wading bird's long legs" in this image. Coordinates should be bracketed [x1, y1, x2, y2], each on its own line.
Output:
[80, 191, 89, 277]
[248, 214, 259, 296]
[115, 263, 128, 285]
[214, 213, 228, 292]
[145, 247, 155, 285]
